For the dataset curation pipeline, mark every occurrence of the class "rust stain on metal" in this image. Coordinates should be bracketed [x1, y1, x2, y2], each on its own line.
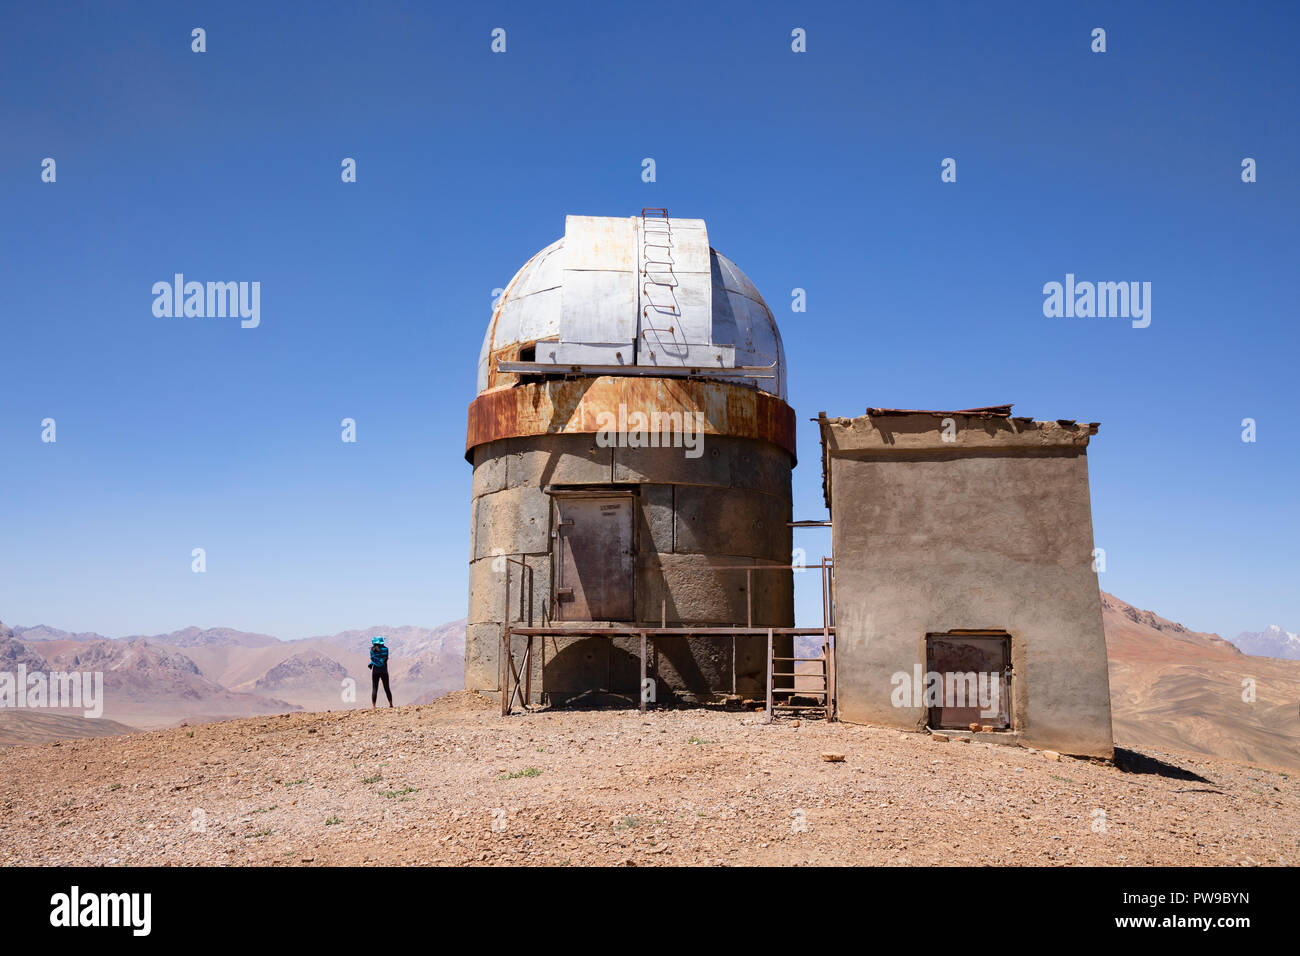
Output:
[487, 342, 521, 390]
[466, 377, 796, 461]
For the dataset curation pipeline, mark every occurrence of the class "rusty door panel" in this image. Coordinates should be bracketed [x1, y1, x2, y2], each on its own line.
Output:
[555, 496, 634, 622]
[925, 634, 1011, 729]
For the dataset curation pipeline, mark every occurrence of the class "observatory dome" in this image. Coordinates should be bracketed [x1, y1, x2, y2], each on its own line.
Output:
[476, 215, 787, 401]
[464, 213, 798, 704]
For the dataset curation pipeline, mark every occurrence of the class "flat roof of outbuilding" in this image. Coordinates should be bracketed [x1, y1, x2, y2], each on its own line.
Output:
[815, 405, 1101, 508]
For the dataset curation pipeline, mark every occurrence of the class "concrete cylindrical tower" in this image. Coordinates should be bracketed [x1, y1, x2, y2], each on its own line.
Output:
[465, 214, 795, 704]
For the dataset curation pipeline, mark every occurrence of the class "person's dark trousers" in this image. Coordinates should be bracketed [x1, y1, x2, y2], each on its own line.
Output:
[371, 666, 392, 706]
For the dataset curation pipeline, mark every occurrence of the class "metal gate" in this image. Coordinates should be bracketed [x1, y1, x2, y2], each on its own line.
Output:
[553, 493, 635, 622]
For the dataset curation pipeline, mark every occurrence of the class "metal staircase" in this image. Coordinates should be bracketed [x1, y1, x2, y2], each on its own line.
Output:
[765, 556, 836, 722]
[765, 634, 833, 721]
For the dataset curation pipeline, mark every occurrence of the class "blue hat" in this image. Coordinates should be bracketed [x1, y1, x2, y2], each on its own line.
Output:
[371, 635, 385, 644]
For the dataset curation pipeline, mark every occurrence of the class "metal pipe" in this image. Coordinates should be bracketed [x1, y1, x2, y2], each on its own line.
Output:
[639, 632, 648, 714]
[525, 636, 533, 706]
[746, 568, 752, 628]
[500, 626, 510, 717]
[765, 629, 774, 724]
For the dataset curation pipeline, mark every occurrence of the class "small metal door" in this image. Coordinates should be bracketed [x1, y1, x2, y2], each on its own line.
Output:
[554, 495, 635, 622]
[925, 634, 1012, 729]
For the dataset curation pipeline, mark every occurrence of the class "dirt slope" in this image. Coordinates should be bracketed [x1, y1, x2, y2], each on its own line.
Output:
[0, 692, 1294, 867]
[0, 711, 136, 748]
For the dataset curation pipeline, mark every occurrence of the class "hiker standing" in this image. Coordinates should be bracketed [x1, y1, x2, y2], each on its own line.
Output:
[368, 635, 393, 708]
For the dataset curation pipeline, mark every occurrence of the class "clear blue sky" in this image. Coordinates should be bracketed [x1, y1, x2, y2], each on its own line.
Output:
[1, 1, 1296, 640]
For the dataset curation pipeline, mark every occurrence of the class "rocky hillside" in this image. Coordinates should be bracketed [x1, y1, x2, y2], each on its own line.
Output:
[1103, 592, 1300, 772]
[38, 639, 299, 727]
[10, 624, 113, 643]
[0, 635, 50, 672]
[252, 653, 348, 692]
[131, 626, 281, 649]
[1100, 592, 1243, 654]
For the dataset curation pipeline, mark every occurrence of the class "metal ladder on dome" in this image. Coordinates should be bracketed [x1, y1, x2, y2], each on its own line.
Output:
[638, 207, 684, 362]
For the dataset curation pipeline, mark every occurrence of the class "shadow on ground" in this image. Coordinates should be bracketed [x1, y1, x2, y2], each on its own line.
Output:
[1114, 747, 1215, 784]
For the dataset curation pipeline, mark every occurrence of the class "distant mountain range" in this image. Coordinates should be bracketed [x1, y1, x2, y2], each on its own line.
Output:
[1231, 625, 1300, 660]
[12, 623, 280, 648]
[0, 618, 466, 735]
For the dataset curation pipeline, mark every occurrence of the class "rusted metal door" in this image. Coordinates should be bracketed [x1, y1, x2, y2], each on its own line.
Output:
[925, 634, 1012, 729]
[554, 495, 635, 622]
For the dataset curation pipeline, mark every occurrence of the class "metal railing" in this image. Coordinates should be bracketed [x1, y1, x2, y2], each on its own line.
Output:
[497, 558, 835, 721]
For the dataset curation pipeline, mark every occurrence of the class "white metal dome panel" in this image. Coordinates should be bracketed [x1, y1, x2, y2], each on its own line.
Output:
[477, 215, 787, 400]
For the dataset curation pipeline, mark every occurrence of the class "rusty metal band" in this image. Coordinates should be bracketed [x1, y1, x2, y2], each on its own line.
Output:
[466, 376, 797, 462]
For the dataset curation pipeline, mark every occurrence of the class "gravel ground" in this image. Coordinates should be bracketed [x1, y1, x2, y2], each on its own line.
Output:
[1, 691, 1294, 866]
